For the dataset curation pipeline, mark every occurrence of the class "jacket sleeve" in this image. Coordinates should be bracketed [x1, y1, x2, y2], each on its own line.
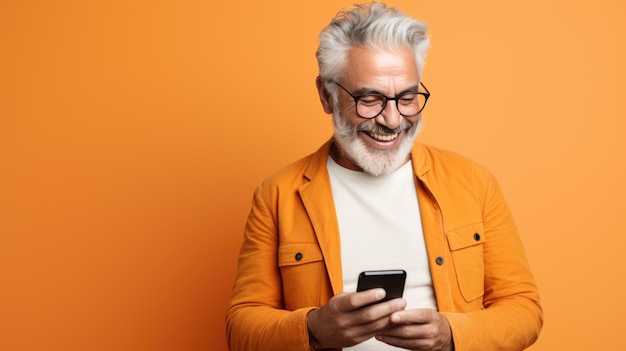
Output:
[225, 184, 314, 351]
[441, 172, 543, 351]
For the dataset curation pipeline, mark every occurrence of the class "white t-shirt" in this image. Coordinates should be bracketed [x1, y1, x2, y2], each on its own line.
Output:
[327, 156, 437, 350]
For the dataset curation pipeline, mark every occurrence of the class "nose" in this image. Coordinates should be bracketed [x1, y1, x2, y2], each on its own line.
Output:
[375, 100, 403, 130]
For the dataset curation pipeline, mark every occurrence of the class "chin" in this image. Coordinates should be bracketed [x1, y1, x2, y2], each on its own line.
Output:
[344, 139, 414, 176]
[333, 129, 419, 176]
[333, 114, 421, 176]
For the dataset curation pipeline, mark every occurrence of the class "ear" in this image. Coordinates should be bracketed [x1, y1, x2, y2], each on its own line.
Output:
[316, 76, 334, 114]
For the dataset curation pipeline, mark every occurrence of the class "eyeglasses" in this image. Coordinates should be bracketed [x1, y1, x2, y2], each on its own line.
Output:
[333, 81, 430, 119]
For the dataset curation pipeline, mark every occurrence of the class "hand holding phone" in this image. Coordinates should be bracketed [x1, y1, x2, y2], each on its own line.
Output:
[356, 269, 406, 303]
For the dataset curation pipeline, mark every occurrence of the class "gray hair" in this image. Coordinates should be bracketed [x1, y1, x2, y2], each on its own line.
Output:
[316, 2, 430, 94]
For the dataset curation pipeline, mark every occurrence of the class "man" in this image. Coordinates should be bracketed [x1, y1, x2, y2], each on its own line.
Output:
[226, 2, 543, 350]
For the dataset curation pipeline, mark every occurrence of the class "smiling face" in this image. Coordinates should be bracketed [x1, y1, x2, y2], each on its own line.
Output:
[317, 46, 423, 176]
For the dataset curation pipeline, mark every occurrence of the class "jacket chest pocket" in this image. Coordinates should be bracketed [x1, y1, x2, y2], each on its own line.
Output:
[278, 242, 324, 310]
[446, 223, 485, 303]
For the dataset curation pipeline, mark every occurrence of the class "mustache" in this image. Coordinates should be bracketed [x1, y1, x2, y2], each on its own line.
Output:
[356, 120, 412, 134]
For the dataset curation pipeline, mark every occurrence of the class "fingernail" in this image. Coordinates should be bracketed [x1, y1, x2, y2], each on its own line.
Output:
[374, 288, 385, 299]
[395, 298, 407, 309]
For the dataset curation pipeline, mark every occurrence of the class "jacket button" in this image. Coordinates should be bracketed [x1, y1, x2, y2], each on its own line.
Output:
[435, 257, 444, 265]
[295, 253, 303, 261]
[473, 233, 481, 241]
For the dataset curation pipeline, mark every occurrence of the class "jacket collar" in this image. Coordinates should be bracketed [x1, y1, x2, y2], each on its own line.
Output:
[299, 139, 344, 293]
[410, 142, 433, 179]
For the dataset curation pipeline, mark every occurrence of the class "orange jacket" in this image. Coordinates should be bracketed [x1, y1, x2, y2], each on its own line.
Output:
[226, 140, 543, 351]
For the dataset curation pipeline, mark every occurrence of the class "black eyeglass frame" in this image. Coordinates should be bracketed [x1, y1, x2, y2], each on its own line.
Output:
[332, 81, 431, 119]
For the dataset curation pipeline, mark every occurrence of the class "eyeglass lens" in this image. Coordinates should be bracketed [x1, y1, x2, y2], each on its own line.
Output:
[356, 93, 426, 118]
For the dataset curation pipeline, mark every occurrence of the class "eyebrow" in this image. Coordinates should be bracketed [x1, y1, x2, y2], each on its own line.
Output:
[353, 84, 421, 96]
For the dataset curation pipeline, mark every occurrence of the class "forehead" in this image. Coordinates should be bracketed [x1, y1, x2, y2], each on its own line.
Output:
[342, 46, 419, 88]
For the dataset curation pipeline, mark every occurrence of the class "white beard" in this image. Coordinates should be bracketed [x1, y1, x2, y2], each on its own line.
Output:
[331, 107, 422, 176]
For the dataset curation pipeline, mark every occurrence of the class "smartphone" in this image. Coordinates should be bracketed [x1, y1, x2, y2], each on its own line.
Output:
[356, 269, 407, 302]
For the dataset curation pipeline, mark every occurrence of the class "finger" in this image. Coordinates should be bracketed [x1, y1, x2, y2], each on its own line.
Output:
[376, 332, 439, 350]
[343, 300, 409, 340]
[389, 308, 437, 324]
[378, 310, 453, 350]
[336, 288, 387, 312]
[353, 298, 407, 324]
[341, 300, 407, 342]
[378, 322, 435, 339]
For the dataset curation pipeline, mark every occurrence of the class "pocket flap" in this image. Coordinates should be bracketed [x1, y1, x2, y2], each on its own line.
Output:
[446, 223, 485, 251]
[278, 243, 323, 267]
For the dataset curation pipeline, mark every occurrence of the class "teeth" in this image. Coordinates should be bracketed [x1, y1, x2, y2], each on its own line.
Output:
[369, 132, 398, 141]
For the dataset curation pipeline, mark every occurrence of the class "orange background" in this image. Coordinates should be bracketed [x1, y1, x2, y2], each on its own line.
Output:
[1, 0, 625, 350]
